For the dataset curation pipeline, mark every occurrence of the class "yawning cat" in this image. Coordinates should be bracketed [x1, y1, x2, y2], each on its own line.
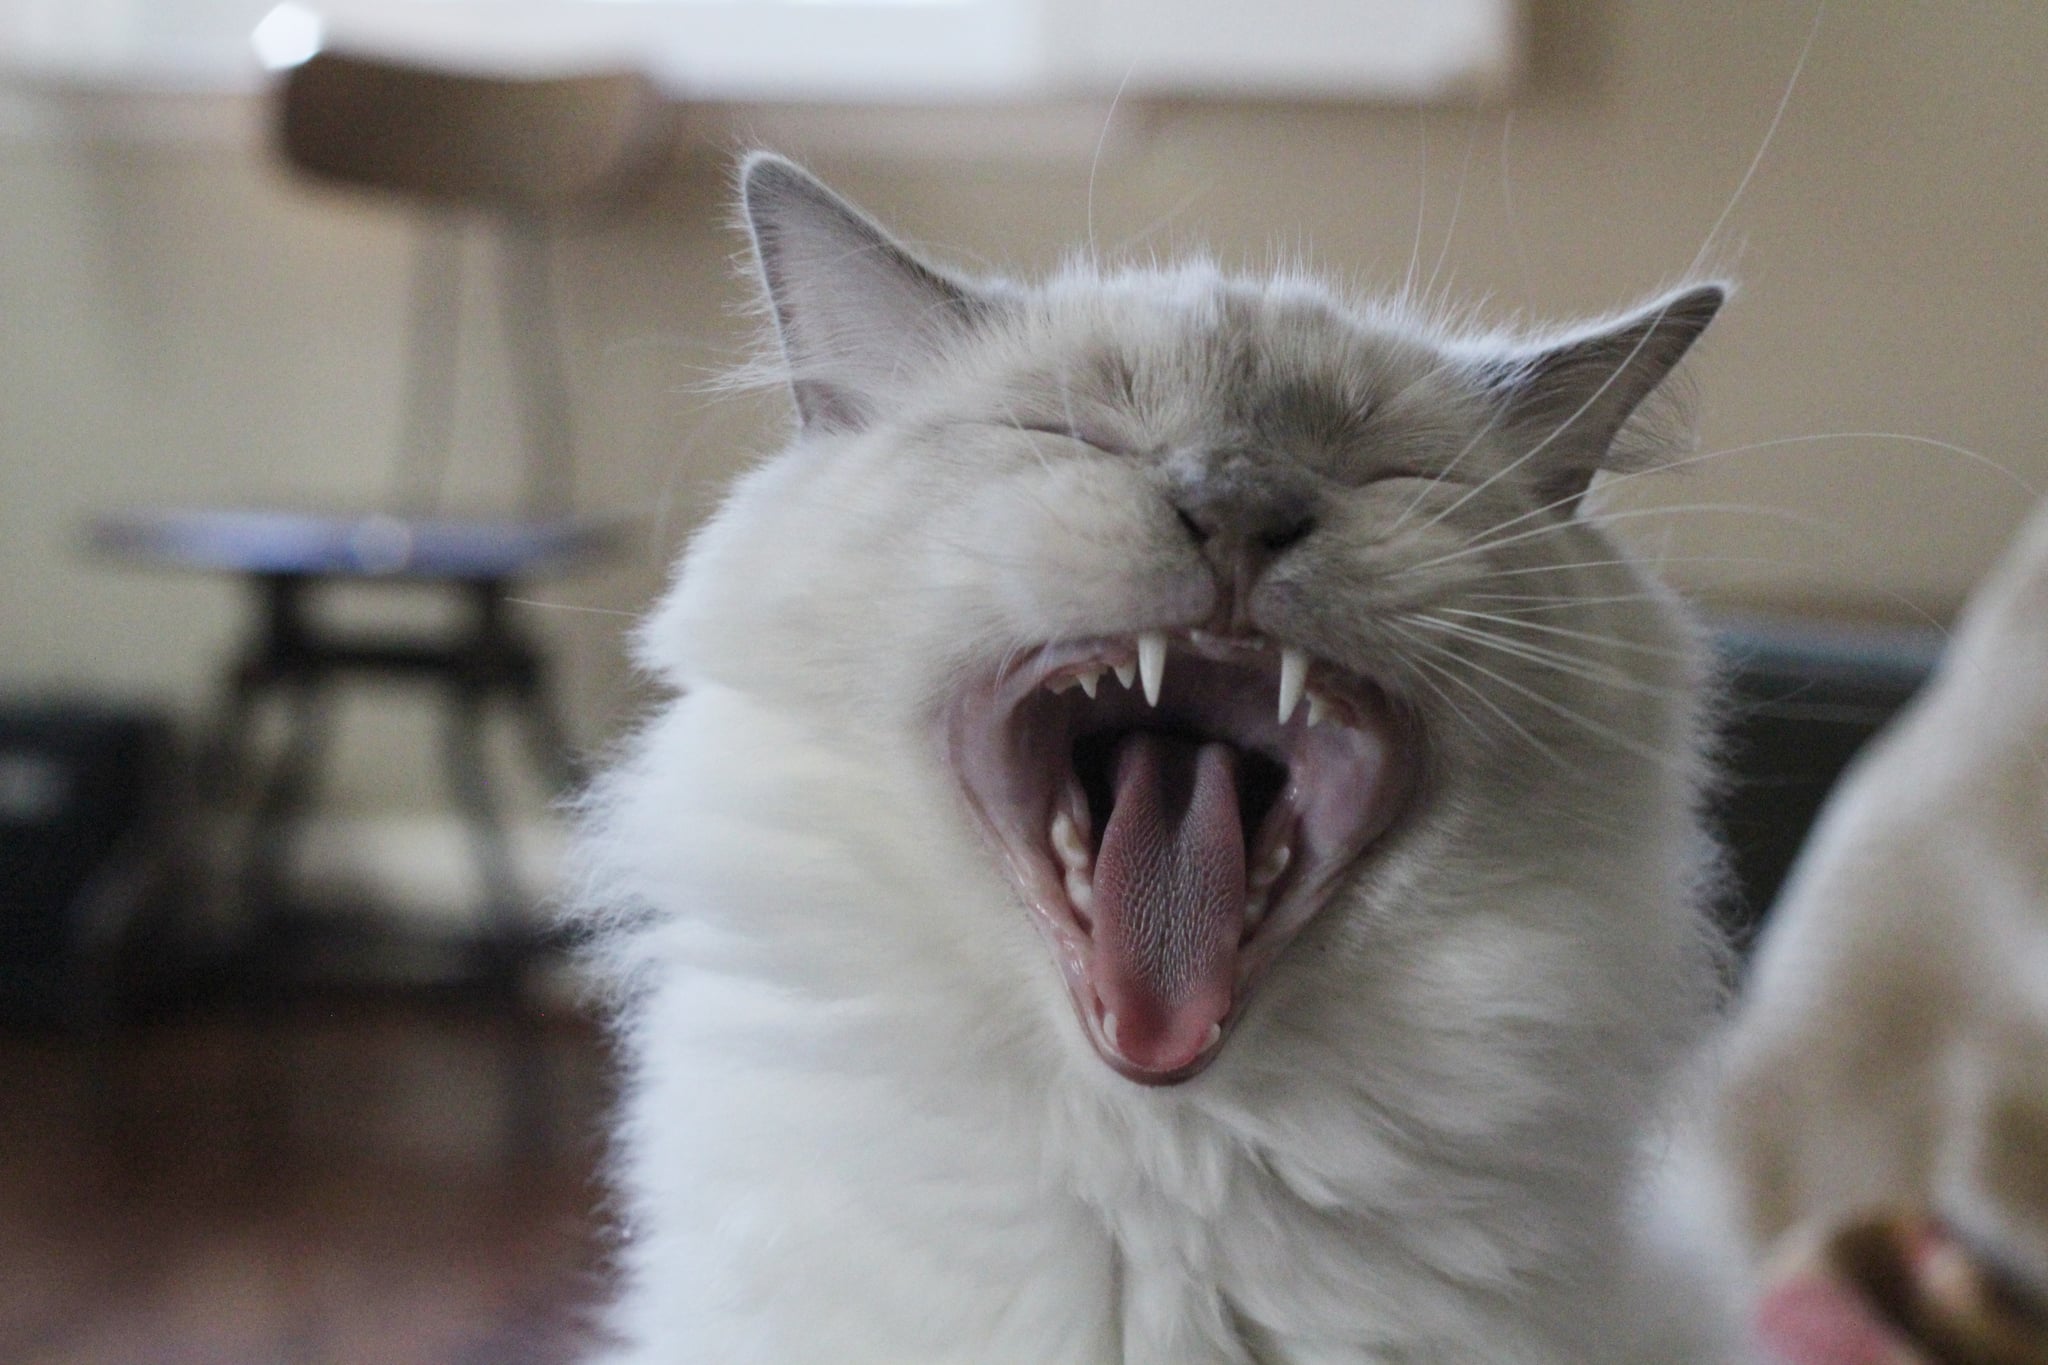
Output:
[574, 153, 1742, 1363]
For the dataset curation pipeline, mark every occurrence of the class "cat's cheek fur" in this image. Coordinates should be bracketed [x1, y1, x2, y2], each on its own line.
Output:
[960, 461, 1215, 642]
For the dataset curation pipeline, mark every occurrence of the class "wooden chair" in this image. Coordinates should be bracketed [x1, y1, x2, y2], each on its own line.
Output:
[90, 48, 668, 1104]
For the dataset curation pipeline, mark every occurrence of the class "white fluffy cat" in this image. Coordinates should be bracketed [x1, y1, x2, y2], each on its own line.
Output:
[574, 153, 1743, 1363]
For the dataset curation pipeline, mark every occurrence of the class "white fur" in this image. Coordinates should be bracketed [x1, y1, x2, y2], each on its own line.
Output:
[574, 158, 1743, 1363]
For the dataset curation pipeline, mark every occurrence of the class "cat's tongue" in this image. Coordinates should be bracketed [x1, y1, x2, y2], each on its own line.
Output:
[1089, 732, 1245, 1075]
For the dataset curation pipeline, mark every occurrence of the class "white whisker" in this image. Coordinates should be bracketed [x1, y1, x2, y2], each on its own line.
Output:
[506, 598, 637, 618]
[1396, 501, 1828, 578]
[1394, 623, 1694, 773]
[1433, 607, 1695, 662]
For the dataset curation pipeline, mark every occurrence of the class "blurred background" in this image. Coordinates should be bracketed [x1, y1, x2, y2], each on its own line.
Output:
[1, 1, 2042, 1360]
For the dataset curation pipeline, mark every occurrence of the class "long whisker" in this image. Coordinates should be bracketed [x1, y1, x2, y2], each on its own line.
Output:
[1686, 0, 1827, 278]
[1450, 430, 2038, 559]
[1403, 615, 1687, 699]
[1395, 502, 1829, 578]
[1086, 62, 1138, 267]
[506, 598, 638, 618]
[1432, 607, 1697, 662]
[1391, 628, 1582, 776]
[1422, 116, 1479, 306]
[1402, 110, 1428, 304]
[1463, 591, 1675, 615]
[1392, 625, 1695, 773]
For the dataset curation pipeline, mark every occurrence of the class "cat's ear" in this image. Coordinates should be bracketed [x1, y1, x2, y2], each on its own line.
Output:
[740, 153, 996, 432]
[1486, 283, 1727, 511]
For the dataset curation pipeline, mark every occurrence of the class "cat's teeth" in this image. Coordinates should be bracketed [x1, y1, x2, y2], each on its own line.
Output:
[1277, 648, 1308, 724]
[1137, 631, 1167, 706]
[1065, 865, 1095, 916]
[1249, 842, 1291, 894]
[1113, 661, 1136, 690]
[1077, 668, 1101, 699]
[1306, 694, 1329, 728]
[1203, 1022, 1222, 1049]
[1102, 1011, 1121, 1049]
[1051, 809, 1090, 873]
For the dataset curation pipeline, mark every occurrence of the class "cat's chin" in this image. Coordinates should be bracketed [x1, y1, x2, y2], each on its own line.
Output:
[945, 629, 1416, 1086]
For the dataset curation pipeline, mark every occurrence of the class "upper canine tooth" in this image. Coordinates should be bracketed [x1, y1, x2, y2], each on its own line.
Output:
[1277, 647, 1308, 724]
[1113, 661, 1136, 690]
[1077, 668, 1101, 699]
[1137, 632, 1167, 706]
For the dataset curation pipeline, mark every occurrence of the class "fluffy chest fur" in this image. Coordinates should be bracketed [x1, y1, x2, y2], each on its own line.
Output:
[576, 155, 1739, 1363]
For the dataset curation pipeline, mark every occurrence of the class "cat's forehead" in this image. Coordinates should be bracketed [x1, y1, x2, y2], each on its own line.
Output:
[999, 268, 1445, 438]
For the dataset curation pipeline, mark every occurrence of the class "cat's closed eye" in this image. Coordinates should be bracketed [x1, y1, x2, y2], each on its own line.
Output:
[1006, 420, 1137, 457]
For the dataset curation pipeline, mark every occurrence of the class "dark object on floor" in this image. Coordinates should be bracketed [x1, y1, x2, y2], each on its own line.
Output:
[1711, 617, 1945, 950]
[0, 702, 179, 1029]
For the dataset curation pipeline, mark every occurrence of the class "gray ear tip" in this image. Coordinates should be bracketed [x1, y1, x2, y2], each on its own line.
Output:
[738, 151, 818, 212]
[1670, 280, 1733, 324]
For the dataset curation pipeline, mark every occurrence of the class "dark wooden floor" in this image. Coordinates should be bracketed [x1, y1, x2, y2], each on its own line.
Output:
[0, 993, 616, 1365]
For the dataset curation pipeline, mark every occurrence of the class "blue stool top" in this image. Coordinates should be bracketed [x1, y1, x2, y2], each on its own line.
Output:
[90, 508, 624, 582]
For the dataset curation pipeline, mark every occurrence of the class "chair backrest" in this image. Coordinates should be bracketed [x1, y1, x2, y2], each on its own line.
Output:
[277, 48, 667, 212]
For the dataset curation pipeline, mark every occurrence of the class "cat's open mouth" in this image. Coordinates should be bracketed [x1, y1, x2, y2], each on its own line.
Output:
[947, 631, 1414, 1085]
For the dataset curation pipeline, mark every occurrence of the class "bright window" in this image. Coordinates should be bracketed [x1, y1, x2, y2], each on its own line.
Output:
[0, 0, 1519, 103]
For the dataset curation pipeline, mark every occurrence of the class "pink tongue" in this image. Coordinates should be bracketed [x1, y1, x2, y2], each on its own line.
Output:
[1089, 732, 1245, 1074]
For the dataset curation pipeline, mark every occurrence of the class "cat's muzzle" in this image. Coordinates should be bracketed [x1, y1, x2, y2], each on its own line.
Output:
[947, 629, 1415, 1085]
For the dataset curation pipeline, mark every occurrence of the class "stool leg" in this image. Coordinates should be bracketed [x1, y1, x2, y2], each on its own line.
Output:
[243, 679, 330, 974]
[514, 671, 585, 798]
[441, 689, 553, 1157]
[237, 677, 330, 1178]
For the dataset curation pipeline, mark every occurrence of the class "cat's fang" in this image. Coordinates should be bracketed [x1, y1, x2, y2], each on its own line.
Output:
[1102, 1011, 1120, 1049]
[1306, 695, 1329, 728]
[1137, 632, 1167, 706]
[1278, 648, 1308, 724]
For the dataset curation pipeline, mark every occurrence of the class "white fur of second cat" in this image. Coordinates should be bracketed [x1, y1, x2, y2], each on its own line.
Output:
[574, 154, 1750, 1363]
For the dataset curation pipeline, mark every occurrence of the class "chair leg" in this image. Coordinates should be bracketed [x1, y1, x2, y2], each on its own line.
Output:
[242, 678, 330, 972]
[236, 676, 330, 1179]
[441, 688, 553, 1158]
[514, 671, 586, 797]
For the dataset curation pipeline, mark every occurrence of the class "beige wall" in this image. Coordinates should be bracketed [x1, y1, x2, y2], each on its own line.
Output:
[5, 1, 2046, 812]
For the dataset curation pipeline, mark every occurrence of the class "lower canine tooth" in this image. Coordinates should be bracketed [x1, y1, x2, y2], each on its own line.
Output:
[1203, 1022, 1222, 1049]
[1065, 866, 1095, 914]
[1250, 843, 1291, 892]
[1306, 694, 1329, 728]
[1137, 631, 1167, 706]
[1051, 809, 1090, 871]
[1103, 1011, 1120, 1048]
